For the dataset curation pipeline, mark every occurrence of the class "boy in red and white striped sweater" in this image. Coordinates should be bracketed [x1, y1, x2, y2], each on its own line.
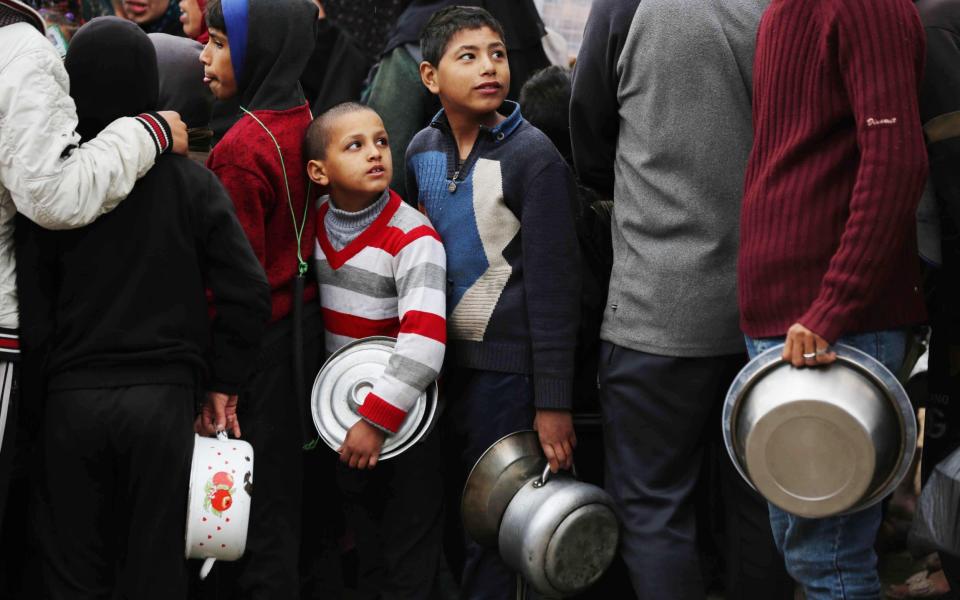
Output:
[306, 102, 447, 596]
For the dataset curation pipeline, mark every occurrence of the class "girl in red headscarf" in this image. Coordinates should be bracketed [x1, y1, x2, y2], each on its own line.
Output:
[177, 0, 206, 42]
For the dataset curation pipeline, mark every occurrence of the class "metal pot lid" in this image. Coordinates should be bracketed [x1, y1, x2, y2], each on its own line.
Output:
[462, 430, 545, 547]
[311, 336, 437, 461]
[722, 343, 917, 517]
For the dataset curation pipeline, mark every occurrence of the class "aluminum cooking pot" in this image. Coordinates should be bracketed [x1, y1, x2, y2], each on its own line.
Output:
[311, 336, 439, 460]
[723, 344, 917, 518]
[463, 431, 619, 598]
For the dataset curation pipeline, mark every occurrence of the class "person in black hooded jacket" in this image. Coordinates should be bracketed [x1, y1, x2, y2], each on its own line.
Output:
[200, 0, 324, 597]
[14, 16, 270, 600]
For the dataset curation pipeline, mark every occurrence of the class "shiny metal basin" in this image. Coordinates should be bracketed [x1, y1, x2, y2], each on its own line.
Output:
[722, 344, 917, 518]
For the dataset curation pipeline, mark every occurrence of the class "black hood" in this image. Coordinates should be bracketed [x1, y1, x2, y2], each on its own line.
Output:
[222, 0, 318, 112]
[383, 0, 545, 58]
[383, 0, 479, 56]
[65, 17, 158, 143]
[150, 33, 213, 129]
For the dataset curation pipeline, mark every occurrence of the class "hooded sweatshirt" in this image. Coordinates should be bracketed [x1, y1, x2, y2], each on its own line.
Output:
[15, 16, 270, 392]
[150, 33, 213, 154]
[206, 0, 318, 323]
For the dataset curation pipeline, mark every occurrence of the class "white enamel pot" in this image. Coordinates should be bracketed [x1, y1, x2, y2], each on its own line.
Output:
[185, 432, 254, 579]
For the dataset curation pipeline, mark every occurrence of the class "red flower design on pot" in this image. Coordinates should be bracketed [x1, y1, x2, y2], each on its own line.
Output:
[203, 471, 236, 517]
[211, 489, 233, 512]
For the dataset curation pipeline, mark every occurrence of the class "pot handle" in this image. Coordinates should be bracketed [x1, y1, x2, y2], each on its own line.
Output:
[200, 557, 216, 580]
[533, 462, 578, 488]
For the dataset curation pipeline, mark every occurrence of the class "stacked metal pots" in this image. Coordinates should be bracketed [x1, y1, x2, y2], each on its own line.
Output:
[311, 336, 440, 460]
[722, 344, 917, 518]
[463, 431, 620, 598]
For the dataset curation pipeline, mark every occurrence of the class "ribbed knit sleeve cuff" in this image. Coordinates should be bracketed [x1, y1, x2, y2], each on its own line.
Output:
[357, 392, 407, 434]
[533, 375, 573, 410]
[133, 112, 173, 157]
[798, 303, 845, 345]
[208, 380, 242, 396]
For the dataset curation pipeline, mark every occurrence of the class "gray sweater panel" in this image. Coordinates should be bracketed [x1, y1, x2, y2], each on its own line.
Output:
[601, 0, 769, 357]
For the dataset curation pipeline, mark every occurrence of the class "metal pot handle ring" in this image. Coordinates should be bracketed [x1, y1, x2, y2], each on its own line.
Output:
[532, 462, 578, 488]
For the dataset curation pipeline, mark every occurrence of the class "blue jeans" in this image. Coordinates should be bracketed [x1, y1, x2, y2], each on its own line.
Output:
[745, 330, 907, 600]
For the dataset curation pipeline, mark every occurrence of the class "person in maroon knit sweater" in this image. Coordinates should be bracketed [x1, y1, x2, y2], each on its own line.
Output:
[199, 0, 321, 596]
[738, 0, 928, 598]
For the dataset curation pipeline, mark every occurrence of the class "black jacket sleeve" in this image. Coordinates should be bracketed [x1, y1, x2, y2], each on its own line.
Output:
[197, 172, 272, 394]
[920, 19, 960, 231]
[569, 0, 641, 198]
[13, 215, 58, 435]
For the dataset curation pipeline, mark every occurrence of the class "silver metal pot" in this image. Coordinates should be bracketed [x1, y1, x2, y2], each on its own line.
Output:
[498, 465, 619, 598]
[723, 344, 917, 518]
[311, 336, 439, 460]
[462, 431, 619, 598]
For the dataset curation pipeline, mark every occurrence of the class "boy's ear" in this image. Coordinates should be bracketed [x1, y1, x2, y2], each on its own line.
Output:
[419, 61, 441, 96]
[306, 159, 329, 186]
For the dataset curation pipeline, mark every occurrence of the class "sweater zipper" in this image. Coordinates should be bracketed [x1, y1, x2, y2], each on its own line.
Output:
[447, 131, 485, 194]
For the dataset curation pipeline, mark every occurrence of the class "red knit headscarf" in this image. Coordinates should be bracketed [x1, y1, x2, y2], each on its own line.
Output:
[194, 0, 209, 44]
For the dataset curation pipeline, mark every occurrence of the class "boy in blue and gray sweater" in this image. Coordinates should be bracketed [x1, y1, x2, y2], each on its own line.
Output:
[406, 6, 581, 597]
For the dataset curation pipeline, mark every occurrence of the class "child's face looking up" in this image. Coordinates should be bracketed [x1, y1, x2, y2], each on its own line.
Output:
[421, 26, 510, 118]
[199, 28, 237, 101]
[308, 110, 392, 210]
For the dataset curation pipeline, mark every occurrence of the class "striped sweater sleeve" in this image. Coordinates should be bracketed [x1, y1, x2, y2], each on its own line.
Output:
[358, 225, 447, 433]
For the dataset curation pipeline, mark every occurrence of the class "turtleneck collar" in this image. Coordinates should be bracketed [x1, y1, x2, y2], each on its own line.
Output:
[324, 190, 390, 251]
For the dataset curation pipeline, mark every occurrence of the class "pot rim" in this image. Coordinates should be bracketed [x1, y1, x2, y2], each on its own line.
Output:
[721, 343, 917, 516]
[461, 430, 545, 547]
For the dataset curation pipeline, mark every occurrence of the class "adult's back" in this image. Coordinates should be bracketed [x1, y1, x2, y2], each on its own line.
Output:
[604, 0, 767, 357]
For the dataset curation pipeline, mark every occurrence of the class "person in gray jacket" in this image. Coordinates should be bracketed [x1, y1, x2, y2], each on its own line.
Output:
[570, 1, 791, 598]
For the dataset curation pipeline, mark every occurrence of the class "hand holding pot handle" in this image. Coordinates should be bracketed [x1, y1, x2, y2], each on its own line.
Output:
[534, 409, 576, 473]
[197, 392, 241, 438]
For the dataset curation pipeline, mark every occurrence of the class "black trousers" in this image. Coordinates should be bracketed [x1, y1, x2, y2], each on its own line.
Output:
[336, 428, 444, 600]
[442, 369, 536, 600]
[0, 361, 17, 540]
[35, 383, 195, 600]
[210, 310, 322, 600]
[598, 342, 793, 600]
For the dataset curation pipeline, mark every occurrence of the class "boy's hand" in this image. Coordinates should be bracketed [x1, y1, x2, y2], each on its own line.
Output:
[534, 409, 576, 473]
[196, 392, 241, 438]
[783, 322, 836, 368]
[157, 110, 188, 156]
[339, 420, 386, 470]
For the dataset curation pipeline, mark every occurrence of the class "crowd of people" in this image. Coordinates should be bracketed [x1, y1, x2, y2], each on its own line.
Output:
[0, 0, 959, 599]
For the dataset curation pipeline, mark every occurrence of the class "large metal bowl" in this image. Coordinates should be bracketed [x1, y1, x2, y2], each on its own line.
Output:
[722, 344, 917, 518]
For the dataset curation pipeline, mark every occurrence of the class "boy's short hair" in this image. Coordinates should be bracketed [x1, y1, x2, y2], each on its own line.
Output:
[305, 102, 378, 161]
[205, 0, 225, 32]
[519, 66, 572, 162]
[420, 5, 506, 67]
